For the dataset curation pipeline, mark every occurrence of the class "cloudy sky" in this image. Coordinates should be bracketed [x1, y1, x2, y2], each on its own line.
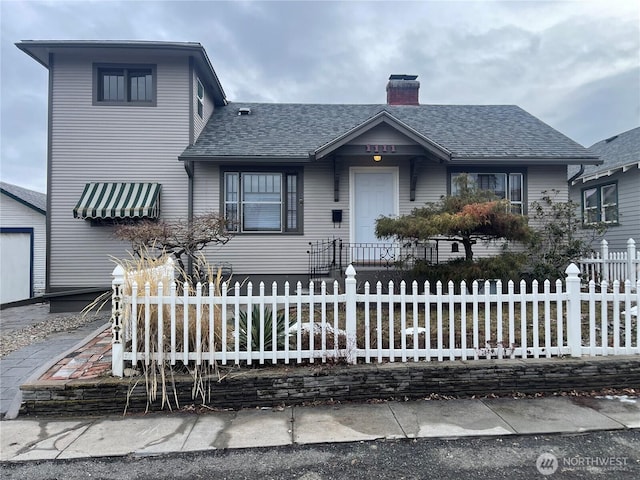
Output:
[1, 0, 639, 193]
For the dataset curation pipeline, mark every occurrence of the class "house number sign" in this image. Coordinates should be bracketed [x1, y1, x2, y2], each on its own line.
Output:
[365, 144, 396, 153]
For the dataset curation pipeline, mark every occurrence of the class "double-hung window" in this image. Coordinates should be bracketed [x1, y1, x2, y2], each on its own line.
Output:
[451, 171, 524, 214]
[582, 183, 618, 224]
[94, 64, 156, 105]
[224, 171, 301, 233]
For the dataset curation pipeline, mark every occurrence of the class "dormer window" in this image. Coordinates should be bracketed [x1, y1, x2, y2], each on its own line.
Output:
[93, 64, 157, 106]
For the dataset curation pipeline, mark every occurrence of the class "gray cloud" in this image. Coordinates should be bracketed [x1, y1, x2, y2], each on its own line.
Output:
[1, 0, 638, 193]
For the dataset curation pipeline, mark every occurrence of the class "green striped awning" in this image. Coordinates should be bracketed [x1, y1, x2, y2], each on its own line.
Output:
[73, 183, 161, 219]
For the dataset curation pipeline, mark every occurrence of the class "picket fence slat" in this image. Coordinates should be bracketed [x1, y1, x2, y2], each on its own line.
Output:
[578, 238, 638, 284]
[111, 263, 640, 377]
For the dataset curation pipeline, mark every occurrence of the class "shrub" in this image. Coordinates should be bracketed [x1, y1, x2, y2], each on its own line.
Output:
[236, 305, 287, 351]
[408, 252, 529, 289]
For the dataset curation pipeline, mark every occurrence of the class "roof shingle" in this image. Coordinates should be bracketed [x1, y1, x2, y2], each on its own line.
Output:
[0, 182, 46, 213]
[182, 103, 597, 161]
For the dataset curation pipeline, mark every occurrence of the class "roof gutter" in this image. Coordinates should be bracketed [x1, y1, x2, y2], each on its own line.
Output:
[178, 155, 311, 164]
[568, 164, 585, 184]
[449, 156, 601, 165]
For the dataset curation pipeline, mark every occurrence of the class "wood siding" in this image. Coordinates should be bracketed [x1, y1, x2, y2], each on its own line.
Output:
[49, 51, 191, 288]
[192, 69, 215, 141]
[193, 157, 446, 275]
[191, 161, 569, 274]
[570, 167, 639, 251]
[352, 124, 420, 145]
[0, 195, 46, 295]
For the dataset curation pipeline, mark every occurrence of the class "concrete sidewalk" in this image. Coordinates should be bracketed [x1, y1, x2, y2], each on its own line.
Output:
[1, 394, 638, 462]
[1, 303, 638, 463]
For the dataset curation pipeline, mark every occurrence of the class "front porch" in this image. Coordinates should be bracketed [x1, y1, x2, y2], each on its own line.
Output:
[307, 238, 455, 281]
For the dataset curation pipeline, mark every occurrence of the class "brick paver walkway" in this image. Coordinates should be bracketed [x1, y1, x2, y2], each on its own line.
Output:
[39, 328, 112, 381]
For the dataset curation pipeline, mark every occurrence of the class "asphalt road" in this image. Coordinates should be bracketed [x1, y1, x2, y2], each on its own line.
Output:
[1, 430, 638, 480]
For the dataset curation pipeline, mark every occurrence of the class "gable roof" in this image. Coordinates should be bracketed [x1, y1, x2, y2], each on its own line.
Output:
[0, 182, 46, 215]
[312, 110, 452, 161]
[181, 103, 599, 164]
[16, 40, 227, 106]
[569, 127, 639, 182]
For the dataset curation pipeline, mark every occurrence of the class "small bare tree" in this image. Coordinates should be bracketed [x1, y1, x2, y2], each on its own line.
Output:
[114, 211, 233, 283]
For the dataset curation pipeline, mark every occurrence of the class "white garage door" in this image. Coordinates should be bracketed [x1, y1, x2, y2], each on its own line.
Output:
[0, 231, 32, 303]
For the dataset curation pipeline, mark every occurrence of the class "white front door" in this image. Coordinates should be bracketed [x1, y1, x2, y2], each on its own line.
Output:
[351, 168, 398, 249]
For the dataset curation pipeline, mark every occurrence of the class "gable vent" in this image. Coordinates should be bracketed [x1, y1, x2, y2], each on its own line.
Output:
[238, 107, 251, 116]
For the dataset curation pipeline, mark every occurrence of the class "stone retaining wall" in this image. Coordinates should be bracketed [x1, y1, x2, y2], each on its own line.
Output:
[20, 356, 640, 416]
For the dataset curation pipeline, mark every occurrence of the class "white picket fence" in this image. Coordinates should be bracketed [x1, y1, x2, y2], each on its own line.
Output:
[578, 238, 638, 285]
[109, 263, 640, 376]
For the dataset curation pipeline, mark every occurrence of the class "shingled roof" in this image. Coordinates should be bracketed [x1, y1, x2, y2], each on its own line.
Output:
[573, 126, 640, 179]
[0, 182, 46, 214]
[181, 103, 599, 162]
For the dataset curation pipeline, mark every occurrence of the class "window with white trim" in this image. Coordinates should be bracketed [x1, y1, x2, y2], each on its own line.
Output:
[583, 183, 618, 224]
[196, 78, 204, 118]
[224, 171, 301, 233]
[451, 172, 524, 214]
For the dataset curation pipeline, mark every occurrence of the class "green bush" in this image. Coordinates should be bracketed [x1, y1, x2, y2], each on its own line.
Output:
[236, 305, 287, 351]
[409, 252, 529, 289]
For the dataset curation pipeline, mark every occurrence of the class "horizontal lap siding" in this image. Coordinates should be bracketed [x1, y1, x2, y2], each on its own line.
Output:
[192, 69, 214, 141]
[439, 165, 569, 261]
[49, 52, 191, 288]
[194, 158, 448, 275]
[192, 161, 570, 272]
[195, 162, 336, 275]
[571, 169, 639, 251]
[612, 169, 639, 251]
[527, 165, 568, 229]
[0, 196, 46, 294]
[192, 158, 572, 274]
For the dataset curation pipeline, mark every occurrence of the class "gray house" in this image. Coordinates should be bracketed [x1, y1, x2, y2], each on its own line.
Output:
[0, 182, 46, 303]
[569, 127, 639, 251]
[17, 41, 600, 311]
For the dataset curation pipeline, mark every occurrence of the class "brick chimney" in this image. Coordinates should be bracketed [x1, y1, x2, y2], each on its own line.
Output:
[386, 74, 420, 105]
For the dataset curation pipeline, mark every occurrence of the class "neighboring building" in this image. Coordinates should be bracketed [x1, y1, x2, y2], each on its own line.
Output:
[569, 127, 640, 251]
[17, 41, 600, 311]
[0, 182, 46, 303]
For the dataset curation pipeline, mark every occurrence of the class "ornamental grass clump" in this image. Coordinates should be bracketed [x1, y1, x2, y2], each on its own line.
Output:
[114, 251, 228, 413]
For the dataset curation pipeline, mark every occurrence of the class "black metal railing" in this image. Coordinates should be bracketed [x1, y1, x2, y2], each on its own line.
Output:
[308, 238, 436, 280]
[307, 238, 340, 280]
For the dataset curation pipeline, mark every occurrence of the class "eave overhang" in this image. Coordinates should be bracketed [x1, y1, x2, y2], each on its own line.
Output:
[310, 110, 452, 162]
[16, 40, 227, 106]
[0, 189, 46, 216]
[449, 156, 602, 166]
[571, 160, 639, 185]
[179, 155, 311, 165]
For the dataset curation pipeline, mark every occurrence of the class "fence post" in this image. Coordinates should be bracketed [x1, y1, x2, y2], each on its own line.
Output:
[345, 264, 357, 364]
[601, 239, 609, 283]
[627, 238, 637, 285]
[565, 263, 582, 358]
[111, 265, 125, 377]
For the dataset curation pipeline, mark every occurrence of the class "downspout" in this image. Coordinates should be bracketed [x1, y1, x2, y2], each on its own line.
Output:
[186, 161, 194, 277]
[568, 164, 585, 184]
[186, 56, 195, 277]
